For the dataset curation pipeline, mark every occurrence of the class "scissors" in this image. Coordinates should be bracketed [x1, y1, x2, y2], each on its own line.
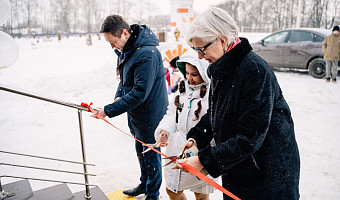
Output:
[162, 145, 198, 167]
[163, 146, 209, 178]
[141, 142, 161, 154]
[141, 132, 167, 154]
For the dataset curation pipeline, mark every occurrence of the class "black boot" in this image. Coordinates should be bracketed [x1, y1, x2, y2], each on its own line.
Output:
[123, 184, 146, 197]
[326, 77, 331, 82]
[333, 78, 337, 83]
[145, 195, 159, 200]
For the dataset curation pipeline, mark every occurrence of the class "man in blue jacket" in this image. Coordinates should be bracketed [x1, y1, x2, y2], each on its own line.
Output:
[96, 15, 168, 200]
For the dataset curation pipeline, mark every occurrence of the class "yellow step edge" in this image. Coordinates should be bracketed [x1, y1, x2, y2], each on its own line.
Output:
[106, 189, 136, 200]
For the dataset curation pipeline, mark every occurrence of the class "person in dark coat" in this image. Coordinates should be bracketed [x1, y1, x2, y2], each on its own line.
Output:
[95, 15, 168, 200]
[174, 7, 300, 200]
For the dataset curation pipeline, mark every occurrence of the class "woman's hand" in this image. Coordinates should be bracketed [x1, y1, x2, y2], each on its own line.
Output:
[173, 156, 204, 173]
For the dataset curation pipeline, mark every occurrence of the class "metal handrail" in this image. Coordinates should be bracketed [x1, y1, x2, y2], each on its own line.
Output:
[0, 85, 88, 111]
[0, 163, 96, 176]
[0, 176, 97, 187]
[0, 150, 95, 166]
[0, 85, 94, 199]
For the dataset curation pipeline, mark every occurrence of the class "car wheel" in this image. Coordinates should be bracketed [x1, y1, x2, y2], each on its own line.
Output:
[308, 58, 326, 78]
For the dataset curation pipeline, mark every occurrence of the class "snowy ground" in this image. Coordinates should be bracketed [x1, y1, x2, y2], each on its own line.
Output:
[0, 33, 339, 200]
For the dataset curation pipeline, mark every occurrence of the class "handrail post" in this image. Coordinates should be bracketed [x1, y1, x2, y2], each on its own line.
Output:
[78, 109, 91, 199]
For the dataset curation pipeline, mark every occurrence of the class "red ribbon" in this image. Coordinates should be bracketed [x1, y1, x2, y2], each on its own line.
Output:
[81, 102, 93, 112]
[181, 163, 240, 200]
[81, 102, 241, 200]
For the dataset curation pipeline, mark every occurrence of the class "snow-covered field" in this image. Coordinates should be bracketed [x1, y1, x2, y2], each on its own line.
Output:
[0, 33, 339, 200]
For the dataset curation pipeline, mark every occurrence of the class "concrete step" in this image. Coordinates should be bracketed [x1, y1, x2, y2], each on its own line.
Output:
[34, 183, 75, 200]
[2, 179, 108, 200]
[73, 186, 109, 200]
[2, 179, 37, 200]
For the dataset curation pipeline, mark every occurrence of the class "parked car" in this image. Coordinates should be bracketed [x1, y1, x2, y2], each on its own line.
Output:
[251, 28, 332, 78]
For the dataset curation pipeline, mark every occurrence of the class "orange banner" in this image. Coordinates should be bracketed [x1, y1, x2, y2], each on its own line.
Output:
[177, 8, 189, 13]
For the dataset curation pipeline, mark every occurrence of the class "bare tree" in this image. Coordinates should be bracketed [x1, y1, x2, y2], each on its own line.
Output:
[7, 0, 20, 34]
[3, 0, 339, 36]
[324, 0, 340, 28]
[308, 0, 328, 27]
[137, 0, 153, 25]
[72, 0, 79, 32]
[83, 0, 93, 32]
[218, 0, 241, 23]
[20, 0, 38, 33]
[54, 0, 72, 33]
[256, 0, 265, 28]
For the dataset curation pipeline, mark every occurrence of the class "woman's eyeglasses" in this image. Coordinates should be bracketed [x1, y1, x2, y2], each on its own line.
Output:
[192, 38, 218, 55]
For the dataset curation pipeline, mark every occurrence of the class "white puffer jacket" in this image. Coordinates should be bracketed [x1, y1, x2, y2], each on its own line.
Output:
[155, 49, 215, 193]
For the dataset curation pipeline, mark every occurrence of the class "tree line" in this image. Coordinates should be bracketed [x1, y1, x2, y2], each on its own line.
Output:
[217, 0, 339, 32]
[1, 0, 339, 37]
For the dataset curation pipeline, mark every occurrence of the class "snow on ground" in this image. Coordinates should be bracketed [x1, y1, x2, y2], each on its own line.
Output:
[0, 33, 339, 200]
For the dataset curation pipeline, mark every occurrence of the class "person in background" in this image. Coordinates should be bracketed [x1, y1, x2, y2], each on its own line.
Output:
[322, 25, 340, 83]
[94, 14, 168, 200]
[155, 49, 215, 200]
[169, 56, 183, 93]
[86, 34, 92, 46]
[164, 66, 171, 94]
[174, 7, 300, 200]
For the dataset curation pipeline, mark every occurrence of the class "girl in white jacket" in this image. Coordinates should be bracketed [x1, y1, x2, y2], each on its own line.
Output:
[155, 49, 215, 200]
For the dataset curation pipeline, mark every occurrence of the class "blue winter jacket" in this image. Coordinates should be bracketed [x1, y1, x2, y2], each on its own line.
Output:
[104, 24, 168, 142]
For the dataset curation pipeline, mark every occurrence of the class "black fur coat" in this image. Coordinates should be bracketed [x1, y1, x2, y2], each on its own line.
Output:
[187, 38, 300, 200]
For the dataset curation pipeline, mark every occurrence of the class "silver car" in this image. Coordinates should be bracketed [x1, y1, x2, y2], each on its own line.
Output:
[251, 28, 332, 78]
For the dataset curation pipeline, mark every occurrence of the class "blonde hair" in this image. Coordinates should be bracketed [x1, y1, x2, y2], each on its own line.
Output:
[186, 7, 239, 46]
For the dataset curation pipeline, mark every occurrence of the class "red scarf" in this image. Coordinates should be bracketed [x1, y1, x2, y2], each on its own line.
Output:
[226, 37, 241, 53]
